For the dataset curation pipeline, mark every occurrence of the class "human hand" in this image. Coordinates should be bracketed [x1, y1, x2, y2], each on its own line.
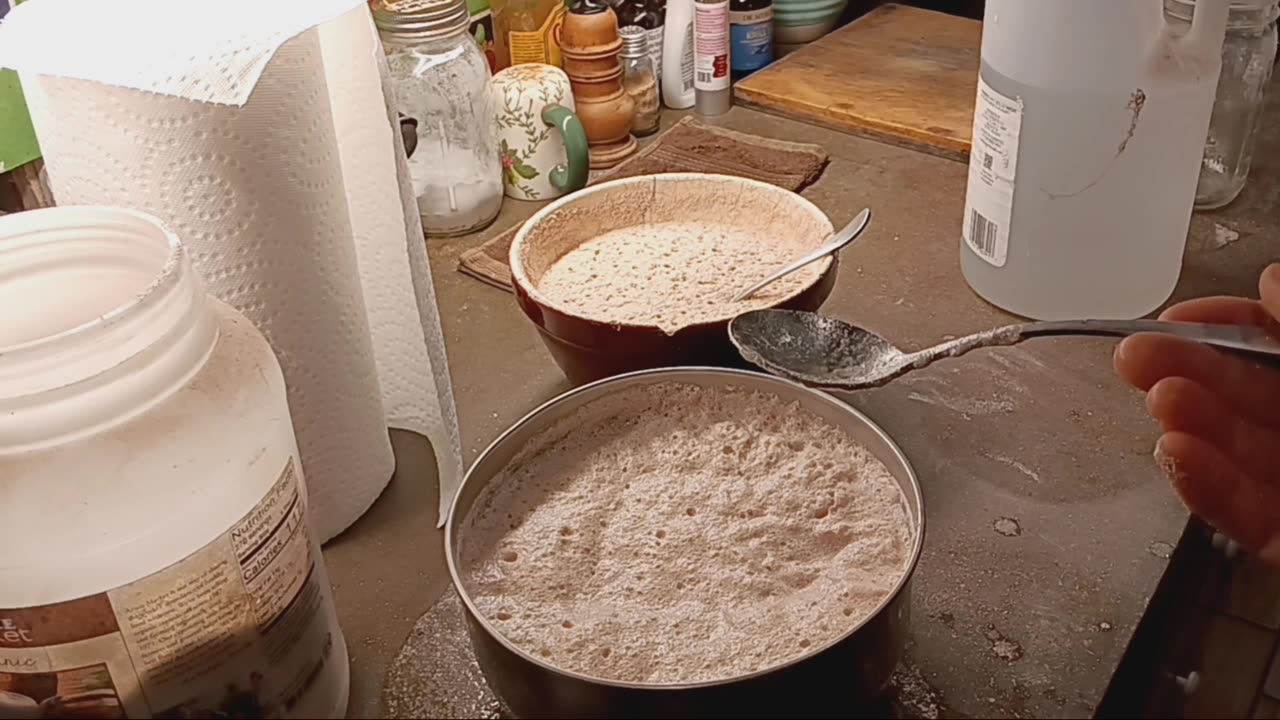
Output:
[1114, 264, 1280, 564]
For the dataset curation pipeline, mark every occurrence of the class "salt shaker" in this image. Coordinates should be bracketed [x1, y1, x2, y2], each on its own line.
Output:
[374, 0, 504, 236]
[619, 27, 662, 136]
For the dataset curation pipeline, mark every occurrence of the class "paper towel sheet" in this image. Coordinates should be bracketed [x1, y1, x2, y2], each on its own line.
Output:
[0, 0, 363, 105]
[2, 1, 465, 538]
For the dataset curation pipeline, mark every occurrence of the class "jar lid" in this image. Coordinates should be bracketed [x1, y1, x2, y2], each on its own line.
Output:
[1165, 0, 1280, 17]
[370, 0, 471, 40]
[618, 25, 649, 58]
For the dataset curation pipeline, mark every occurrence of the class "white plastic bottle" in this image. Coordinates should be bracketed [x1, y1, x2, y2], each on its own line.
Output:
[960, 0, 1229, 320]
[0, 207, 349, 719]
[694, 0, 732, 115]
[662, 0, 696, 109]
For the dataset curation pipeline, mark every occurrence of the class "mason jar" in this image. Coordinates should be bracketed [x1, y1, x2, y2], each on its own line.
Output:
[374, 0, 505, 236]
[1167, 0, 1279, 209]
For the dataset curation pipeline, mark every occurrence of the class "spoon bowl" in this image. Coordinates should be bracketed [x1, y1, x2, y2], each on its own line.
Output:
[729, 310, 912, 388]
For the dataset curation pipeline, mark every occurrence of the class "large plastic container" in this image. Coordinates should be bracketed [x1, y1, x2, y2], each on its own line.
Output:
[961, 0, 1230, 320]
[0, 207, 349, 719]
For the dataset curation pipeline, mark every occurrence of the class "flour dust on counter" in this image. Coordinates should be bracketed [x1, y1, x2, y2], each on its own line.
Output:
[384, 591, 503, 719]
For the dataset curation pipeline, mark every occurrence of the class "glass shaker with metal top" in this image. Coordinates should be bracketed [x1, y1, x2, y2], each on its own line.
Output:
[619, 26, 662, 136]
[374, 0, 504, 236]
[1166, 0, 1279, 209]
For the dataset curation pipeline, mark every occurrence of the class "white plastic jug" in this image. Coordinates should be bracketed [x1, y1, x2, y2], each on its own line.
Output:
[961, 0, 1230, 320]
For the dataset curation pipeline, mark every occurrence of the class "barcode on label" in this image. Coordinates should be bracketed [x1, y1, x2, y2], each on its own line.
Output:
[969, 209, 998, 259]
[697, 71, 712, 83]
[983, 152, 994, 170]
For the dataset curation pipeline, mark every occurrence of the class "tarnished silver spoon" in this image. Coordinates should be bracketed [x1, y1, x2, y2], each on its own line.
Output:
[729, 309, 1280, 390]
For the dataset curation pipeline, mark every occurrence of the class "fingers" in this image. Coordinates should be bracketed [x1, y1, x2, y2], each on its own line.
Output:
[1114, 333, 1280, 429]
[1158, 263, 1280, 338]
[1146, 377, 1280, 484]
[1159, 296, 1274, 327]
[1156, 432, 1280, 557]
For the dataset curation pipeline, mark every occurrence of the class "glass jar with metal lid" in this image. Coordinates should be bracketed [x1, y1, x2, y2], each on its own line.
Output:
[1166, 0, 1279, 209]
[373, 0, 504, 236]
[619, 26, 661, 136]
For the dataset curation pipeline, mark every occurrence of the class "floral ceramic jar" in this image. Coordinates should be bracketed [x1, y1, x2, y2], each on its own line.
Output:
[490, 64, 590, 201]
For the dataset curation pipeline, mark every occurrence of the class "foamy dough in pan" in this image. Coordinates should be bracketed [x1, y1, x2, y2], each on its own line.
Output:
[458, 381, 914, 684]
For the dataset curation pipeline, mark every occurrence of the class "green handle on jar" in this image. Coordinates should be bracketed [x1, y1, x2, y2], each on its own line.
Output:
[542, 103, 589, 194]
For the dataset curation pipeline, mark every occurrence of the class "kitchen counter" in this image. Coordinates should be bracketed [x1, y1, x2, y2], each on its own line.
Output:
[321, 93, 1280, 718]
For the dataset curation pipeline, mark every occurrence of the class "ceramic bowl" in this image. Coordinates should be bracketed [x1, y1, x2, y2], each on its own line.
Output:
[773, 17, 841, 45]
[772, 0, 847, 22]
[446, 367, 925, 718]
[508, 174, 838, 384]
[773, 0, 846, 45]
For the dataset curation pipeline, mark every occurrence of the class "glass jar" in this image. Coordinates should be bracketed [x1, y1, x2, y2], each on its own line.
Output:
[619, 26, 662, 136]
[0, 207, 349, 718]
[1166, 0, 1279, 209]
[374, 0, 504, 236]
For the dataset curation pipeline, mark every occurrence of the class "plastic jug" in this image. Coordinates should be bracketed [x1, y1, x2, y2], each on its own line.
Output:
[960, 0, 1230, 320]
[0, 207, 350, 718]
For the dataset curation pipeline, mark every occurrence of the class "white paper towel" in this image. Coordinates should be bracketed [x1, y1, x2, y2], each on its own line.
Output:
[0, 0, 464, 539]
[318, 6, 464, 525]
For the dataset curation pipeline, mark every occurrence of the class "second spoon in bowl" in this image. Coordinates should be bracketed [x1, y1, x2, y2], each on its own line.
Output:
[731, 208, 872, 303]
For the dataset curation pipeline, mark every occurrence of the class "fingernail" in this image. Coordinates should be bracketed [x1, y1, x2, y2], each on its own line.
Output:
[1114, 337, 1129, 359]
[1153, 443, 1179, 480]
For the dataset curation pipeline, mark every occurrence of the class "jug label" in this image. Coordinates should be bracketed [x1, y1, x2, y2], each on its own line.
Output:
[963, 75, 1023, 267]
[0, 458, 342, 719]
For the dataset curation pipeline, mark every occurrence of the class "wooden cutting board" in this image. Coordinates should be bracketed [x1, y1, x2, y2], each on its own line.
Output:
[734, 3, 981, 162]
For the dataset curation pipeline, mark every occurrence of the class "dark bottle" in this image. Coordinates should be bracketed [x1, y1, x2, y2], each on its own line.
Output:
[568, 0, 610, 15]
[614, 0, 656, 28]
[729, 0, 773, 80]
[647, 0, 667, 72]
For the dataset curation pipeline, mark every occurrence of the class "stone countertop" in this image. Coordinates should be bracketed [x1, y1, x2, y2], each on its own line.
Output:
[321, 96, 1280, 719]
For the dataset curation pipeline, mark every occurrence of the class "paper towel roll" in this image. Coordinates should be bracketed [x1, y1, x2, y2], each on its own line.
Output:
[4, 1, 464, 540]
[317, 6, 463, 526]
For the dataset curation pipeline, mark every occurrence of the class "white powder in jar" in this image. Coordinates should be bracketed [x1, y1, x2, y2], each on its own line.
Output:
[534, 221, 826, 334]
[408, 147, 503, 236]
[458, 381, 915, 685]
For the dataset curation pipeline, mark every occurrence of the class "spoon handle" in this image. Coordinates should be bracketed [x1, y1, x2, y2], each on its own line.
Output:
[1018, 319, 1280, 358]
[731, 208, 872, 302]
[905, 319, 1280, 374]
[905, 324, 1028, 369]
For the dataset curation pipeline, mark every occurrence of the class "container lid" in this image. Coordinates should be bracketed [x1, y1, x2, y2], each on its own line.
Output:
[370, 0, 471, 40]
[1165, 0, 1280, 20]
[618, 25, 649, 57]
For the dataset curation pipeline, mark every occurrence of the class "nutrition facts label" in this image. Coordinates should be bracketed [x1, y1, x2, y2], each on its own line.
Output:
[0, 459, 341, 719]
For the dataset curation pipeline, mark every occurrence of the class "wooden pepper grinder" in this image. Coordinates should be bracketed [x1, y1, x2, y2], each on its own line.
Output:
[559, 0, 638, 169]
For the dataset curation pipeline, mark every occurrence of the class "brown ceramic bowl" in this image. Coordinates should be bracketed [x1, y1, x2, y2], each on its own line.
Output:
[509, 173, 838, 384]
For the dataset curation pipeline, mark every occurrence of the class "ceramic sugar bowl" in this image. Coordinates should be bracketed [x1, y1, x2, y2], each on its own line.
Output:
[490, 64, 590, 201]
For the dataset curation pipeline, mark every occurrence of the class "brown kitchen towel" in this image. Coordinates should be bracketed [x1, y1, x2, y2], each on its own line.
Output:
[457, 116, 831, 291]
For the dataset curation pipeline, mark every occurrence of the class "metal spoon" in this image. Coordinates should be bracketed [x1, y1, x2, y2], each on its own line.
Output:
[731, 208, 872, 302]
[729, 309, 1280, 390]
